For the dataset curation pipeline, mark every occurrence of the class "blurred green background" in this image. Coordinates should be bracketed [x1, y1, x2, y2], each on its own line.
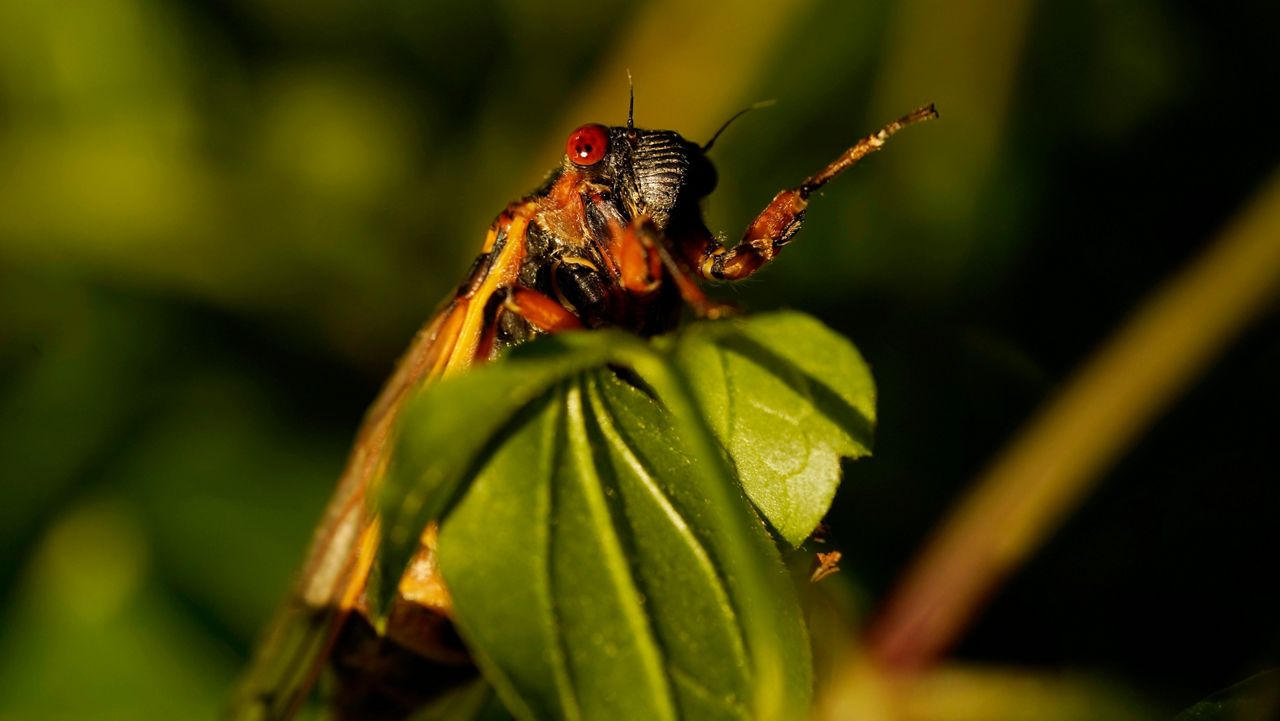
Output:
[1, 0, 1277, 719]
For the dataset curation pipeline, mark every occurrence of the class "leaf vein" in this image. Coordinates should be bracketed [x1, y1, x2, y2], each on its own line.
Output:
[589, 375, 751, 675]
[544, 391, 583, 721]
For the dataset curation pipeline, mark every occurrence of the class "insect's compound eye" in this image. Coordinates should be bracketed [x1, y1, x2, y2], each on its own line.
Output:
[566, 124, 609, 166]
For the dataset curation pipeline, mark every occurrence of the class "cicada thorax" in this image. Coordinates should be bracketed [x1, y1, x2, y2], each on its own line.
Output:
[478, 167, 688, 354]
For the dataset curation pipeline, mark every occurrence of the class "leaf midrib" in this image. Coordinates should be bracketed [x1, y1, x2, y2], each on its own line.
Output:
[558, 379, 678, 721]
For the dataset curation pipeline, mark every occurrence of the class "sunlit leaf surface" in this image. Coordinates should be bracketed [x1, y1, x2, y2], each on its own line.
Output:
[671, 311, 875, 545]
[382, 312, 872, 720]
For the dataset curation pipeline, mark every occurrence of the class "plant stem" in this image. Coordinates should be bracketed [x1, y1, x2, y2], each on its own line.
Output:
[867, 168, 1280, 671]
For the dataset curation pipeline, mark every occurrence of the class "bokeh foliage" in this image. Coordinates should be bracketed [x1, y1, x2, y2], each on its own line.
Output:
[1, 1, 1277, 719]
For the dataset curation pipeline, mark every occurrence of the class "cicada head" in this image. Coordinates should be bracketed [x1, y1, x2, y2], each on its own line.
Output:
[562, 123, 716, 231]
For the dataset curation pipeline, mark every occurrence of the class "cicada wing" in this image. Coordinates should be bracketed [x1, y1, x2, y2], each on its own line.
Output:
[228, 205, 536, 721]
[226, 300, 466, 721]
[227, 602, 344, 720]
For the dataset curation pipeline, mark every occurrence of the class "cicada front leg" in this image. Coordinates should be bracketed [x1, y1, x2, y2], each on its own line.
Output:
[686, 104, 938, 283]
[475, 286, 584, 359]
[607, 216, 738, 321]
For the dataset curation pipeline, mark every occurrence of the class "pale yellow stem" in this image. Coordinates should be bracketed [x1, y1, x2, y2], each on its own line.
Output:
[866, 168, 1280, 672]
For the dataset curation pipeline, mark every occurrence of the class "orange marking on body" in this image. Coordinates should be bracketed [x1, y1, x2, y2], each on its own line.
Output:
[539, 170, 605, 254]
[476, 318, 500, 362]
[547, 169, 584, 207]
[426, 302, 471, 379]
[479, 204, 521, 253]
[612, 220, 661, 294]
[596, 243, 619, 278]
[339, 519, 382, 611]
[648, 230, 663, 283]
[667, 257, 711, 307]
[479, 225, 499, 253]
[508, 287, 583, 333]
[604, 219, 625, 276]
[745, 189, 807, 245]
[396, 525, 452, 612]
[444, 206, 534, 374]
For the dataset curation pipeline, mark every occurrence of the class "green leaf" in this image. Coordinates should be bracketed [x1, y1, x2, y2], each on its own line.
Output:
[670, 311, 875, 545]
[381, 312, 873, 719]
[588, 369, 812, 721]
[435, 369, 809, 721]
[373, 331, 637, 618]
[1173, 670, 1280, 721]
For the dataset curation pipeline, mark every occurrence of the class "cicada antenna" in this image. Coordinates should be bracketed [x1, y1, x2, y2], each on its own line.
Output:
[627, 69, 635, 130]
[702, 99, 777, 153]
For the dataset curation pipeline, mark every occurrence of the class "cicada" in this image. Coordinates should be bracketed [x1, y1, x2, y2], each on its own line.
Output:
[230, 96, 936, 721]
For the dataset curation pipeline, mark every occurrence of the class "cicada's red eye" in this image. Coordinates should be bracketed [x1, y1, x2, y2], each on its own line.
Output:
[566, 124, 609, 166]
